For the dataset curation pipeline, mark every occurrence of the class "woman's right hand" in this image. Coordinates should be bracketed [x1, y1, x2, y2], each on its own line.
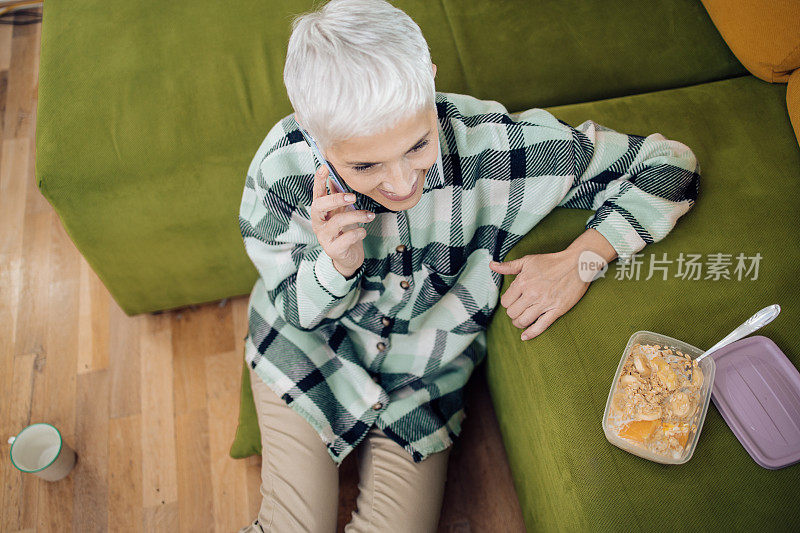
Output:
[309, 164, 375, 278]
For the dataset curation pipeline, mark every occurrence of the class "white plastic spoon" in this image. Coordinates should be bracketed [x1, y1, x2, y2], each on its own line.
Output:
[688, 304, 781, 382]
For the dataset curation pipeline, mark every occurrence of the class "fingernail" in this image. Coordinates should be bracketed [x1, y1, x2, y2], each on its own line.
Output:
[366, 212, 375, 219]
[521, 334, 528, 341]
[345, 194, 356, 202]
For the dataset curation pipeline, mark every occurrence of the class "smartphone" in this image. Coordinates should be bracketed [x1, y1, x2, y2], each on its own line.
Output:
[296, 122, 356, 211]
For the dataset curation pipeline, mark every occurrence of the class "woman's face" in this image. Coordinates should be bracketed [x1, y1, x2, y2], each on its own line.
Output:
[323, 105, 440, 211]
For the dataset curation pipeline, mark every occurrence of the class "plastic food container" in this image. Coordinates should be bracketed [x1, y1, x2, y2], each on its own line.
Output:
[602, 331, 717, 464]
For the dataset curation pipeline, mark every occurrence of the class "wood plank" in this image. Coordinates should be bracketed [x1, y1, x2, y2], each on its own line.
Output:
[10, 137, 52, 358]
[0, 137, 28, 256]
[143, 500, 179, 531]
[108, 302, 141, 419]
[0, 14, 12, 70]
[0, 308, 14, 532]
[140, 313, 178, 508]
[0, 137, 25, 531]
[206, 350, 250, 531]
[73, 369, 110, 532]
[0, 141, 26, 442]
[4, 12, 38, 141]
[33, 211, 80, 533]
[77, 257, 110, 374]
[45, 211, 79, 438]
[1, 353, 38, 531]
[0, 68, 6, 144]
[172, 306, 217, 533]
[171, 310, 209, 414]
[175, 408, 214, 532]
[12, 207, 49, 357]
[108, 415, 143, 533]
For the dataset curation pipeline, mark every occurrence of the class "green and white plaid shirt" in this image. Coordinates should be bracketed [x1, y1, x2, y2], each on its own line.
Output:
[239, 91, 699, 466]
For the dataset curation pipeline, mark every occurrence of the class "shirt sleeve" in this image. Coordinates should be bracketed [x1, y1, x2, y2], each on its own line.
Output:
[556, 119, 700, 262]
[239, 154, 364, 331]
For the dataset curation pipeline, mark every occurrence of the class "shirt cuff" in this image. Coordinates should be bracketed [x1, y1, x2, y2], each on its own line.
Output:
[586, 211, 647, 263]
[314, 247, 364, 297]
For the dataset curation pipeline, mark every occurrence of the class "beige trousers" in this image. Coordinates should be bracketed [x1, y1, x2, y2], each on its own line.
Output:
[239, 366, 452, 533]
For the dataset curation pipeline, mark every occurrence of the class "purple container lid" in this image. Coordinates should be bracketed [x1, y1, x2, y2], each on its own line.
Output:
[710, 335, 800, 470]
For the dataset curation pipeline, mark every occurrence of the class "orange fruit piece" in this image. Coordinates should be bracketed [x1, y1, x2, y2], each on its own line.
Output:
[661, 423, 691, 449]
[618, 420, 660, 443]
[675, 430, 690, 448]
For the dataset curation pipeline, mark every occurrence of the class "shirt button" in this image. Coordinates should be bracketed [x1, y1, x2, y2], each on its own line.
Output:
[400, 280, 410, 289]
[377, 342, 387, 351]
[396, 244, 406, 253]
[372, 402, 383, 410]
[381, 316, 392, 326]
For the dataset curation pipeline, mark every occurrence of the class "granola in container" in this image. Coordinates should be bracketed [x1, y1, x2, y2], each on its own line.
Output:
[606, 343, 705, 459]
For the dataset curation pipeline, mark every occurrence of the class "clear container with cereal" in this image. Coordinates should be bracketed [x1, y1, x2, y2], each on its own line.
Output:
[602, 330, 716, 464]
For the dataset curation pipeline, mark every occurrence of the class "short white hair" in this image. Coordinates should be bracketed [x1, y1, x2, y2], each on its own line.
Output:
[283, 0, 436, 152]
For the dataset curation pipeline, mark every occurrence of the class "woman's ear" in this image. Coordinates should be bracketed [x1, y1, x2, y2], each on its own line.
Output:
[432, 63, 437, 79]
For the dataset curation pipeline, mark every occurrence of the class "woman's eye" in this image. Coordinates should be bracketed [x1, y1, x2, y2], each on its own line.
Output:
[352, 140, 429, 173]
[412, 140, 429, 152]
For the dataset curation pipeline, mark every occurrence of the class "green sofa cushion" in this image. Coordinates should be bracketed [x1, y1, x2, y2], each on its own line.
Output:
[35, 0, 745, 315]
[486, 75, 800, 530]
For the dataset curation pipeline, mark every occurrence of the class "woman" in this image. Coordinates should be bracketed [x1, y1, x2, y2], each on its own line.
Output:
[238, 0, 700, 531]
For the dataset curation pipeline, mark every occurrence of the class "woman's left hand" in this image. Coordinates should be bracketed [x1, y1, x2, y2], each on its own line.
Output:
[489, 249, 591, 341]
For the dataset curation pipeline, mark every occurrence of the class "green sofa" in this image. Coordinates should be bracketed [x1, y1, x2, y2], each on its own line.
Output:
[36, 0, 800, 530]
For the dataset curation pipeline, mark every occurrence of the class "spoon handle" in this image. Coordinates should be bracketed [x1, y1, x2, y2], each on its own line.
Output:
[695, 304, 781, 363]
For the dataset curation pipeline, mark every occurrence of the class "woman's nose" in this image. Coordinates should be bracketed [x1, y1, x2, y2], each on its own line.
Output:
[382, 162, 416, 195]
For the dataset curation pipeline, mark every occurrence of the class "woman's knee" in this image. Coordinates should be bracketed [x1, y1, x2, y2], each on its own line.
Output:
[345, 427, 451, 533]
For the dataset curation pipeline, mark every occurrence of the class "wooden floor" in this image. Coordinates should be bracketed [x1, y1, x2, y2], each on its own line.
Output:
[0, 8, 525, 532]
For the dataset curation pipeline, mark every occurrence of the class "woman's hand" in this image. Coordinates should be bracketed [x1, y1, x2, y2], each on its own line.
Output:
[489, 228, 617, 340]
[309, 165, 375, 278]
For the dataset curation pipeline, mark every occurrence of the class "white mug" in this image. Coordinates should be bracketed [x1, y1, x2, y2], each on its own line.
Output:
[8, 423, 77, 481]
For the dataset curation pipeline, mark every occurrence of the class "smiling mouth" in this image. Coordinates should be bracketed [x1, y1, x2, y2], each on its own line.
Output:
[378, 175, 420, 201]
